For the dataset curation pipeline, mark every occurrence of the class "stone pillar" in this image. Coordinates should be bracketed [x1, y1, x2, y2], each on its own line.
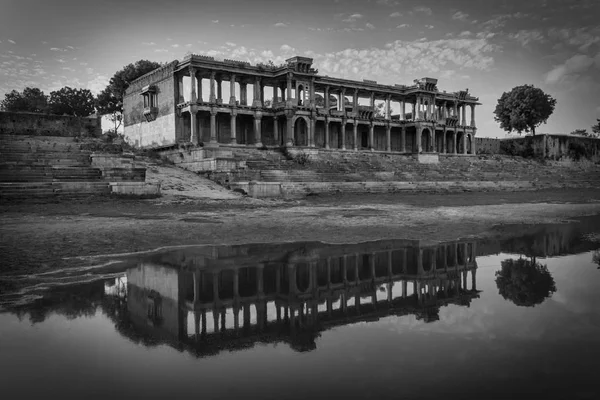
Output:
[401, 126, 406, 153]
[471, 269, 477, 291]
[207, 72, 216, 104]
[341, 118, 347, 150]
[193, 272, 199, 303]
[273, 85, 278, 105]
[442, 128, 447, 154]
[452, 130, 457, 154]
[230, 112, 237, 144]
[229, 74, 236, 106]
[286, 73, 293, 105]
[415, 96, 421, 120]
[256, 265, 264, 297]
[463, 133, 468, 155]
[337, 91, 343, 111]
[461, 105, 467, 126]
[253, 77, 262, 108]
[386, 95, 391, 120]
[471, 133, 477, 154]
[353, 121, 358, 151]
[324, 117, 330, 149]
[216, 77, 222, 102]
[190, 109, 198, 144]
[369, 123, 374, 151]
[177, 74, 184, 103]
[324, 86, 330, 112]
[197, 75, 203, 102]
[353, 89, 358, 114]
[210, 109, 217, 144]
[370, 92, 375, 109]
[240, 83, 247, 106]
[309, 117, 316, 147]
[254, 112, 263, 147]
[286, 115, 293, 147]
[401, 100, 406, 120]
[273, 117, 279, 144]
[310, 78, 316, 108]
[470, 104, 476, 127]
[416, 126, 422, 153]
[189, 67, 197, 102]
[385, 124, 391, 152]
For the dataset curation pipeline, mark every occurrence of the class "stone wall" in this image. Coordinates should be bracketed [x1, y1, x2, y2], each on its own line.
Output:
[0, 111, 101, 137]
[475, 137, 501, 154]
[500, 135, 600, 162]
[123, 61, 179, 148]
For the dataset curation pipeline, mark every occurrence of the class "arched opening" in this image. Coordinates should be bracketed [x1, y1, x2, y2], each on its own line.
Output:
[456, 132, 464, 154]
[445, 131, 454, 154]
[466, 134, 473, 154]
[296, 264, 310, 293]
[294, 117, 308, 146]
[421, 128, 431, 152]
[361, 130, 369, 149]
[435, 130, 444, 153]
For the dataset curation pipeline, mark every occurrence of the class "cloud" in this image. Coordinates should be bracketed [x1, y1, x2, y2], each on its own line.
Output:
[413, 7, 432, 16]
[55, 58, 66, 63]
[459, 31, 472, 37]
[212, 20, 219, 23]
[508, 30, 544, 47]
[87, 75, 109, 95]
[225, 42, 236, 47]
[425, 25, 434, 29]
[377, 0, 400, 5]
[154, 49, 169, 53]
[61, 67, 76, 72]
[366, 23, 375, 30]
[66, 46, 75, 50]
[50, 47, 68, 52]
[280, 44, 296, 53]
[8, 39, 16, 44]
[343, 13, 363, 22]
[397, 24, 410, 28]
[546, 53, 598, 84]
[274, 22, 288, 27]
[389, 12, 402, 17]
[452, 11, 469, 22]
[171, 44, 180, 48]
[142, 42, 156, 46]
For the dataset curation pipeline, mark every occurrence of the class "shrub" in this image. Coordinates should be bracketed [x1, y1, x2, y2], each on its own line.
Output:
[568, 141, 589, 161]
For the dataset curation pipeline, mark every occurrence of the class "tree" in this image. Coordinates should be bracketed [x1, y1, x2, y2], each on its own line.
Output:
[592, 119, 600, 135]
[96, 87, 122, 132]
[494, 84, 557, 136]
[570, 129, 588, 136]
[0, 87, 48, 113]
[495, 258, 556, 307]
[105, 60, 162, 112]
[48, 87, 96, 116]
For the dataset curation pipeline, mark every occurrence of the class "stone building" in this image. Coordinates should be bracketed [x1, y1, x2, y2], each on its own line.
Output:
[123, 54, 480, 155]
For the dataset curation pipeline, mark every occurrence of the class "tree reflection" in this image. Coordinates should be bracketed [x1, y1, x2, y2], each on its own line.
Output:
[495, 258, 556, 307]
[593, 250, 600, 269]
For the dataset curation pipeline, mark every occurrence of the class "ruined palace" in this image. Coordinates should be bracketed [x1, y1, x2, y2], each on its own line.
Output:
[123, 54, 480, 155]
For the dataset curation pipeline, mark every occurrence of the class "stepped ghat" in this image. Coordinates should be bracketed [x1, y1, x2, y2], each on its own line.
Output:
[0, 111, 160, 200]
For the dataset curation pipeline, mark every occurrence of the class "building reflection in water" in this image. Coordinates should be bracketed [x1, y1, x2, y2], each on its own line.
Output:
[120, 239, 479, 356]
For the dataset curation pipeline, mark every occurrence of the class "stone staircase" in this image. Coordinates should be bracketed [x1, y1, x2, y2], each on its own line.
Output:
[0, 134, 155, 201]
[215, 147, 600, 198]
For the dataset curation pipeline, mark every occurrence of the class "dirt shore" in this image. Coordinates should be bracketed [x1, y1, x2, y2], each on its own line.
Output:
[1, 188, 600, 276]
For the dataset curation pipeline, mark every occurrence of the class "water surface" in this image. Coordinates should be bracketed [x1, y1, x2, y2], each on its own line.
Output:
[1, 217, 600, 400]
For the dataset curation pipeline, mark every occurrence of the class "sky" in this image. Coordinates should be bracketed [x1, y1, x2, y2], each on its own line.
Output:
[0, 0, 599, 138]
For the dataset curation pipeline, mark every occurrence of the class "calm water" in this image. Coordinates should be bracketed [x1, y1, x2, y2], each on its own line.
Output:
[1, 217, 600, 400]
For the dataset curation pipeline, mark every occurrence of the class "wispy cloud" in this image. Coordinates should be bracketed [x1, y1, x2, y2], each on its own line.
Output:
[452, 11, 469, 22]
[225, 42, 236, 47]
[8, 39, 16, 44]
[142, 42, 156, 46]
[389, 12, 402, 18]
[171, 44, 180, 48]
[413, 7, 432, 16]
[343, 13, 363, 22]
[274, 22, 288, 27]
[397, 24, 410, 28]
[50, 47, 68, 52]
[154, 49, 169, 53]
[212, 20, 219, 23]
[377, 0, 400, 5]
[366, 23, 375, 30]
